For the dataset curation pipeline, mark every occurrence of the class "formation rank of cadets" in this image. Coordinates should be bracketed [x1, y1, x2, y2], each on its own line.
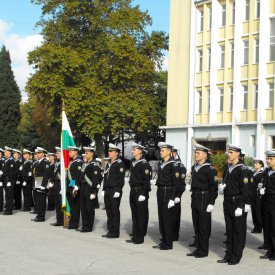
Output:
[0, 143, 275, 264]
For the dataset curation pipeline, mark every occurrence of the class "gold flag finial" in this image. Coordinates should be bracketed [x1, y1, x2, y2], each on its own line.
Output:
[62, 100, 65, 111]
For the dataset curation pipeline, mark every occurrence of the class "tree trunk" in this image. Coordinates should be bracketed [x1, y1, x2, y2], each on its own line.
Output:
[95, 134, 105, 159]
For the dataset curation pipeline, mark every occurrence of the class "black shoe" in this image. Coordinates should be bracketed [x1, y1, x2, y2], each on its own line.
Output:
[251, 229, 262, 234]
[30, 210, 37, 214]
[189, 242, 196, 247]
[260, 255, 270, 259]
[152, 243, 162, 249]
[195, 254, 207, 258]
[228, 261, 239, 265]
[129, 233, 133, 237]
[187, 251, 198, 257]
[80, 228, 92, 233]
[3, 212, 12, 215]
[269, 257, 275, 261]
[106, 235, 119, 239]
[160, 245, 172, 250]
[258, 245, 268, 250]
[31, 218, 45, 222]
[75, 228, 82, 231]
[134, 241, 144, 244]
[67, 226, 78, 229]
[102, 207, 106, 210]
[173, 237, 179, 241]
[217, 258, 229, 263]
[51, 222, 63, 226]
[126, 239, 135, 243]
[102, 234, 110, 238]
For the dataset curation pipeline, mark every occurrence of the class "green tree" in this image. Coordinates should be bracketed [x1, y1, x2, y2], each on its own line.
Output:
[27, 0, 168, 155]
[18, 102, 43, 150]
[0, 45, 21, 147]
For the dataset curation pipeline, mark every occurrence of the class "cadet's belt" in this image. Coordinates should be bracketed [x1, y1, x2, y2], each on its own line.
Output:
[192, 190, 209, 195]
[224, 195, 240, 200]
[131, 186, 143, 191]
[158, 186, 172, 189]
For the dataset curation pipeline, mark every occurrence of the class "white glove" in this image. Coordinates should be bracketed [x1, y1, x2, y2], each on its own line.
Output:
[218, 183, 226, 191]
[258, 183, 263, 190]
[96, 184, 100, 189]
[90, 194, 96, 200]
[150, 179, 157, 185]
[138, 195, 146, 202]
[22, 182, 27, 187]
[244, 204, 250, 213]
[206, 204, 215, 212]
[48, 182, 54, 188]
[0, 182, 3, 187]
[235, 207, 243, 217]
[174, 197, 181, 204]
[260, 188, 265, 195]
[73, 185, 79, 192]
[7, 182, 11, 187]
[40, 186, 45, 190]
[28, 172, 32, 176]
[0, 171, 3, 176]
[185, 184, 191, 192]
[168, 199, 175, 209]
[101, 191, 105, 197]
[113, 192, 120, 198]
[16, 181, 21, 185]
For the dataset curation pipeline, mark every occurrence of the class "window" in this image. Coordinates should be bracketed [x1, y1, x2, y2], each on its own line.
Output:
[253, 84, 258, 109]
[222, 3, 226, 26]
[271, 18, 275, 61]
[198, 49, 203, 71]
[209, 7, 212, 29]
[250, 135, 256, 147]
[245, 0, 250, 21]
[200, 9, 204, 32]
[272, 136, 275, 148]
[254, 38, 259, 63]
[229, 87, 233, 111]
[269, 83, 274, 108]
[255, 0, 260, 19]
[232, 1, 235, 24]
[208, 47, 211, 70]
[207, 89, 210, 113]
[197, 90, 202, 113]
[220, 45, 225, 68]
[219, 88, 224, 111]
[231, 42, 234, 67]
[243, 85, 248, 110]
[244, 40, 249, 65]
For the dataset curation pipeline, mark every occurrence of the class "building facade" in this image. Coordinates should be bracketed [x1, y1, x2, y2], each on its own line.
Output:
[162, 0, 275, 169]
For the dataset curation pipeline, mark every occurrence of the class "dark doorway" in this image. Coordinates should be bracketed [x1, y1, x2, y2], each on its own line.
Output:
[196, 140, 226, 155]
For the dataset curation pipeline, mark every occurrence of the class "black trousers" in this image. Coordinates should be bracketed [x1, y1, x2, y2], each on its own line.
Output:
[157, 187, 175, 248]
[251, 193, 262, 232]
[223, 197, 247, 263]
[80, 183, 95, 231]
[67, 188, 80, 228]
[0, 186, 3, 212]
[14, 182, 22, 209]
[4, 181, 14, 214]
[47, 188, 55, 211]
[262, 194, 275, 258]
[35, 190, 47, 220]
[173, 191, 184, 241]
[191, 193, 211, 256]
[129, 188, 149, 243]
[22, 181, 33, 211]
[261, 196, 269, 247]
[104, 189, 122, 236]
[53, 185, 63, 224]
[33, 189, 38, 212]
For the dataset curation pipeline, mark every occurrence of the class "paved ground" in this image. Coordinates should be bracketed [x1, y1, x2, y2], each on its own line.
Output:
[0, 184, 274, 275]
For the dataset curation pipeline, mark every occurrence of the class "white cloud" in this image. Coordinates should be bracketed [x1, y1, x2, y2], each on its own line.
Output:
[0, 19, 43, 97]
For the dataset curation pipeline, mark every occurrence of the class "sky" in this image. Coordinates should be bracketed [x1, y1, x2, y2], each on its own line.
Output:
[0, 0, 170, 96]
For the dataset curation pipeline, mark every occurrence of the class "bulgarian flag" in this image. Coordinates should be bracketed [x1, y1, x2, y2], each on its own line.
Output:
[61, 110, 76, 219]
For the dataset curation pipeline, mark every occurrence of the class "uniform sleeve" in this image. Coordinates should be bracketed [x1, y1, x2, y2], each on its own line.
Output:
[114, 162, 125, 193]
[140, 163, 152, 196]
[86, 165, 101, 193]
[208, 167, 218, 205]
[238, 166, 250, 208]
[7, 160, 17, 182]
[75, 161, 83, 187]
[41, 161, 51, 188]
[22, 162, 33, 183]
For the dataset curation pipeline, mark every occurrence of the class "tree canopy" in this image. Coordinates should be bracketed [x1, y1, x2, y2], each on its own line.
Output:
[27, 0, 168, 152]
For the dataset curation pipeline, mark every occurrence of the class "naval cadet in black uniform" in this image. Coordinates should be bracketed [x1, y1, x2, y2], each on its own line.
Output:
[50, 147, 64, 226]
[259, 150, 275, 261]
[250, 159, 264, 234]
[0, 148, 5, 212]
[21, 149, 33, 212]
[13, 149, 23, 210]
[217, 144, 250, 265]
[172, 148, 186, 242]
[30, 149, 39, 214]
[153, 142, 178, 250]
[102, 143, 125, 238]
[126, 143, 152, 245]
[2, 146, 16, 215]
[47, 152, 56, 211]
[79, 146, 101, 232]
[187, 144, 217, 258]
[66, 146, 83, 229]
[31, 147, 50, 222]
